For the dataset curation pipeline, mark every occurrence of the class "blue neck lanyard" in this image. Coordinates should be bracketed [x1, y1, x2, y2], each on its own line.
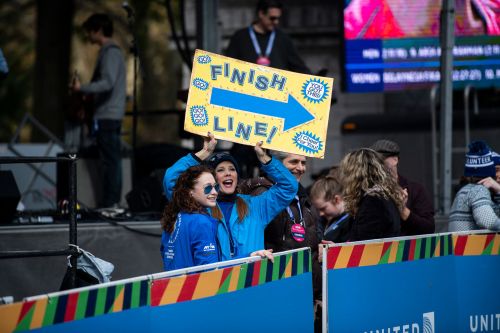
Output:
[286, 196, 304, 226]
[324, 213, 349, 235]
[248, 26, 275, 57]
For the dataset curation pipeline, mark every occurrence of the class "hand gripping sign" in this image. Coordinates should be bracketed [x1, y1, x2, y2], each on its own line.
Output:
[185, 50, 334, 158]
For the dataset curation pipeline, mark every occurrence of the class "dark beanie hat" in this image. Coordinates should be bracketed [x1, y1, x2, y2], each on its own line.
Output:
[207, 152, 240, 175]
[370, 139, 400, 158]
[464, 140, 495, 178]
[492, 151, 500, 166]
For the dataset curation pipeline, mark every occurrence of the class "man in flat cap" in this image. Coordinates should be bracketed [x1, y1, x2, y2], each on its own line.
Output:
[371, 139, 435, 236]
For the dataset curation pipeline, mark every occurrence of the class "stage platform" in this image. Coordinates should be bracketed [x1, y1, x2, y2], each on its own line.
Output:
[0, 218, 163, 301]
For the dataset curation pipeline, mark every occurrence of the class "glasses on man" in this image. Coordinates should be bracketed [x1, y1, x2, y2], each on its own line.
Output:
[269, 16, 280, 22]
[203, 184, 220, 195]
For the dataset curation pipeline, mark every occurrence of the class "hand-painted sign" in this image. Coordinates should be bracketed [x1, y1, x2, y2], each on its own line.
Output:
[185, 50, 334, 158]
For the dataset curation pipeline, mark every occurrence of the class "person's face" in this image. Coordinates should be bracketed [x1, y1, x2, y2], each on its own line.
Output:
[312, 195, 345, 222]
[384, 155, 399, 179]
[214, 161, 238, 195]
[86, 29, 101, 45]
[496, 166, 500, 182]
[258, 7, 282, 32]
[282, 154, 306, 182]
[191, 172, 218, 208]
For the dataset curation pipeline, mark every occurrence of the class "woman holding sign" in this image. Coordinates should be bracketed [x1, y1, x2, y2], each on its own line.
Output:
[163, 133, 297, 261]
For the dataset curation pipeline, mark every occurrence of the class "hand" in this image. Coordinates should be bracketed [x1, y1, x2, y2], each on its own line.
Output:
[71, 76, 81, 91]
[250, 249, 274, 263]
[318, 240, 334, 263]
[195, 132, 217, 161]
[478, 177, 500, 194]
[254, 141, 271, 164]
[71, 70, 81, 91]
[400, 188, 408, 206]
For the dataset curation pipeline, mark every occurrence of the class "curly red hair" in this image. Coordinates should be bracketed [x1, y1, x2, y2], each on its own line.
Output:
[161, 165, 220, 232]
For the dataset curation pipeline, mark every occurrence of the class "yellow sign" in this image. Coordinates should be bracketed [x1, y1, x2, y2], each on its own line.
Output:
[184, 50, 334, 158]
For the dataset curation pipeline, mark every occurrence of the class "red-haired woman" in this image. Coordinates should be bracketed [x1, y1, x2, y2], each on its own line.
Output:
[160, 165, 221, 271]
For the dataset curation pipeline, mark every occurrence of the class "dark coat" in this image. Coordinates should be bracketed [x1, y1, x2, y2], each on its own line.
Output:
[321, 213, 353, 243]
[350, 194, 401, 242]
[239, 177, 321, 299]
[399, 174, 435, 236]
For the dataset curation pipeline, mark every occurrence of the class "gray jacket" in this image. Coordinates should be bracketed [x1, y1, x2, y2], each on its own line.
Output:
[449, 184, 500, 231]
[81, 41, 126, 120]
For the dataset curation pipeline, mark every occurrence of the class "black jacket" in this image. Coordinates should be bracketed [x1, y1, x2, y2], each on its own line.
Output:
[399, 175, 435, 236]
[239, 177, 321, 299]
[350, 194, 401, 242]
[226, 27, 310, 74]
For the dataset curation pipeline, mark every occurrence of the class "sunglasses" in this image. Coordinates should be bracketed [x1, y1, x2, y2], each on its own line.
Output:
[269, 16, 280, 21]
[203, 184, 220, 195]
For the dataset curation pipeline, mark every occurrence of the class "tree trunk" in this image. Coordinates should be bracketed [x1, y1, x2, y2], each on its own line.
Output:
[33, 0, 74, 142]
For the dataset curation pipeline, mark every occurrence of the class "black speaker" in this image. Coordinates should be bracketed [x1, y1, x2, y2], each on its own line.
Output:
[0, 170, 21, 224]
[126, 173, 166, 212]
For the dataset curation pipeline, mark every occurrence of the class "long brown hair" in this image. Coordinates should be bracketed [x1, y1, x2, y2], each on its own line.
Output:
[340, 148, 404, 216]
[161, 165, 217, 233]
[210, 196, 248, 222]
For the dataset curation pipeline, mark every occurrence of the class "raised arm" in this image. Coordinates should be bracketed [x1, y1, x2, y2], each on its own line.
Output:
[163, 133, 217, 200]
[250, 144, 298, 226]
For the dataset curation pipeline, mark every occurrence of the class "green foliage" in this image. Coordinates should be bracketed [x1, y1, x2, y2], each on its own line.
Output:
[0, 0, 36, 141]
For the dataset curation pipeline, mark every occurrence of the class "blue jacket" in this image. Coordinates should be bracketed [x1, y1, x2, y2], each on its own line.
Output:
[160, 212, 220, 271]
[163, 154, 298, 261]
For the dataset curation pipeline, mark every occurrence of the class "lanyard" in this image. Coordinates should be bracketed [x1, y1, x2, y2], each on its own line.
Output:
[224, 217, 237, 257]
[168, 213, 183, 244]
[286, 196, 304, 226]
[324, 213, 349, 235]
[248, 26, 275, 57]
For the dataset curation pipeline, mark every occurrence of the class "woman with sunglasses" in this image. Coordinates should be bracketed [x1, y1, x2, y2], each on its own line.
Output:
[160, 165, 221, 271]
[163, 133, 297, 261]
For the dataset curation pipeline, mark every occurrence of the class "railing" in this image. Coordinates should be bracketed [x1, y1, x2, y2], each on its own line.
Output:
[0, 155, 79, 289]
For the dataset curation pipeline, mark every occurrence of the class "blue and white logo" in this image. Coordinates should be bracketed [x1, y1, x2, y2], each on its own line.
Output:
[293, 131, 323, 155]
[190, 105, 209, 126]
[363, 312, 435, 333]
[192, 78, 209, 91]
[197, 54, 212, 64]
[423, 312, 435, 333]
[301, 78, 329, 104]
[203, 243, 216, 252]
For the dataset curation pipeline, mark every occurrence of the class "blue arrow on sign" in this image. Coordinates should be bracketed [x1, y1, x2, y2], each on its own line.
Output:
[209, 87, 315, 131]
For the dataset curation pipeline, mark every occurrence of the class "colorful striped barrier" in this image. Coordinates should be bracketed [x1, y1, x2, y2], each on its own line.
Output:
[0, 248, 313, 333]
[322, 231, 500, 333]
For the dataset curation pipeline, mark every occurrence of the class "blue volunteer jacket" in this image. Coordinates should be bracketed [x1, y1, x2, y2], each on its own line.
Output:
[161, 212, 220, 271]
[163, 153, 297, 261]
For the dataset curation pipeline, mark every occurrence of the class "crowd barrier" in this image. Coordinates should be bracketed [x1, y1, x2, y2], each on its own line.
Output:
[0, 248, 313, 333]
[2, 232, 499, 333]
[323, 231, 500, 333]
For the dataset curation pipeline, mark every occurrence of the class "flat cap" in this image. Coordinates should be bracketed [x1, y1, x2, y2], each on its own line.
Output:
[370, 139, 400, 157]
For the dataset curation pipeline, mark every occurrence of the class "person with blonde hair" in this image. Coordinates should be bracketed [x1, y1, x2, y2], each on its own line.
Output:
[371, 139, 435, 236]
[340, 148, 404, 241]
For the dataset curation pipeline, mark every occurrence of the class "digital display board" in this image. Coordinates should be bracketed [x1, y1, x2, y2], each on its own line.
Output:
[342, 0, 500, 92]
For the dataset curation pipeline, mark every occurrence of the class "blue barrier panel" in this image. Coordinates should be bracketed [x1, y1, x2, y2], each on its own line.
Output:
[323, 232, 500, 333]
[455, 254, 500, 332]
[0, 248, 314, 333]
